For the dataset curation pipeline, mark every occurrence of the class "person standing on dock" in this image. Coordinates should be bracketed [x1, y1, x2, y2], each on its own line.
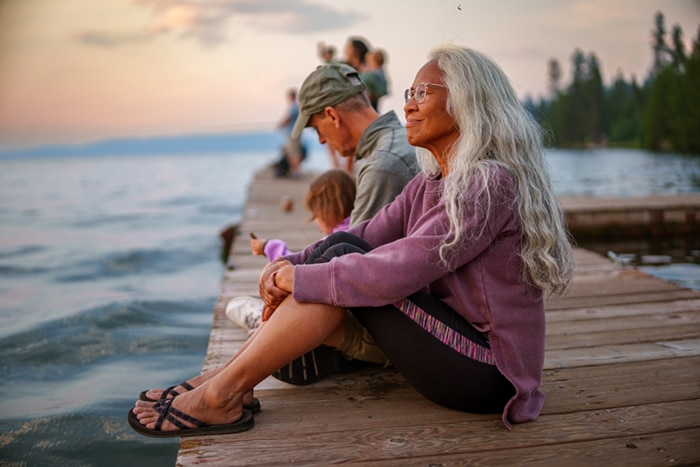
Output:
[361, 48, 389, 112]
[274, 88, 304, 177]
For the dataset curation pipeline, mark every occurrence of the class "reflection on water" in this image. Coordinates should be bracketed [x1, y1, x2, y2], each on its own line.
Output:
[545, 148, 700, 291]
[576, 235, 700, 291]
[546, 148, 700, 197]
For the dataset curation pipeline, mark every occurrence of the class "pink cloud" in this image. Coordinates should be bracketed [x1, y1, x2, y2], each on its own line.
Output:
[76, 0, 365, 48]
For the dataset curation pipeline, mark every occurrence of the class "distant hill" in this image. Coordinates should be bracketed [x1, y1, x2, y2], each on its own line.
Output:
[0, 130, 292, 159]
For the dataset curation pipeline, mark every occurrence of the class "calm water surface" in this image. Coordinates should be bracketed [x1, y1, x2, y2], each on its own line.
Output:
[0, 146, 699, 466]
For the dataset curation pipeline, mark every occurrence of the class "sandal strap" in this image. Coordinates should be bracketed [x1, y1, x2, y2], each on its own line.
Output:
[160, 381, 195, 400]
[181, 381, 195, 391]
[160, 385, 180, 399]
[154, 398, 207, 431]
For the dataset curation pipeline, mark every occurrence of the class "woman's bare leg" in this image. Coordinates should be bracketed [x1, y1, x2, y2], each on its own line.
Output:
[133, 296, 346, 431]
[141, 322, 267, 403]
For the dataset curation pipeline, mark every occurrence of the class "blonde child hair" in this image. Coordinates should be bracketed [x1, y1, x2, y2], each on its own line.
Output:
[250, 169, 356, 259]
[305, 169, 356, 228]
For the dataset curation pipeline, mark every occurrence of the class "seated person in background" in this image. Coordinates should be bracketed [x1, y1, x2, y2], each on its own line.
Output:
[131, 44, 574, 438]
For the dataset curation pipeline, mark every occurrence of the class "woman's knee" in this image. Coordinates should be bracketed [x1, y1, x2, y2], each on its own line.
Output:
[307, 233, 372, 264]
[325, 232, 373, 251]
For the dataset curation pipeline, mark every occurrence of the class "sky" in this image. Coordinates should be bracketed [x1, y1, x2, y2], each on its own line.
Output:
[0, 0, 698, 152]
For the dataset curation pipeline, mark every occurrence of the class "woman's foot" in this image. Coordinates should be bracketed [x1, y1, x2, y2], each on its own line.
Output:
[140, 382, 194, 402]
[132, 383, 245, 434]
[140, 371, 213, 402]
[140, 380, 260, 412]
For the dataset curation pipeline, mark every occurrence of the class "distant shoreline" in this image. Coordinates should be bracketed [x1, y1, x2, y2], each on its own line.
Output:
[0, 129, 300, 160]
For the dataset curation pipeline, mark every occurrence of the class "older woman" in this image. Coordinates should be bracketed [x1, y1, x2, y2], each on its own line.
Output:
[130, 44, 573, 437]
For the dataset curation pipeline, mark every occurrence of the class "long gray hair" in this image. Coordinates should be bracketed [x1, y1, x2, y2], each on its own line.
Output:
[417, 44, 574, 294]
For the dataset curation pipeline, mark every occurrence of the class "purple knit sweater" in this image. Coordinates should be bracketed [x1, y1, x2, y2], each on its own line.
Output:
[284, 167, 546, 429]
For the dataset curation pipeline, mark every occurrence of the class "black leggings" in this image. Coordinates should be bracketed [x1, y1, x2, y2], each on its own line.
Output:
[307, 231, 515, 414]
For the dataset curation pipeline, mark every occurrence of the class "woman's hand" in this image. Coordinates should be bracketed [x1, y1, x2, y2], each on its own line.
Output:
[259, 260, 294, 321]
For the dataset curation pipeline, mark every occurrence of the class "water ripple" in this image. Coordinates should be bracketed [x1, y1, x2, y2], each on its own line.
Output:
[55, 247, 211, 282]
[0, 245, 46, 259]
[0, 299, 211, 377]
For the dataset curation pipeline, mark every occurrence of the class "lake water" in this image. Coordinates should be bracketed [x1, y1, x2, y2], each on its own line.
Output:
[1, 144, 699, 466]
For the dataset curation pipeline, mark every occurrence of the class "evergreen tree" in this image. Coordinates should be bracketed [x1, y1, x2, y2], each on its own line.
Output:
[643, 60, 674, 150]
[547, 58, 562, 99]
[670, 26, 700, 153]
[606, 72, 642, 144]
[642, 12, 667, 149]
[565, 48, 588, 144]
[528, 11, 700, 154]
[670, 24, 687, 69]
[651, 11, 670, 74]
[584, 53, 606, 144]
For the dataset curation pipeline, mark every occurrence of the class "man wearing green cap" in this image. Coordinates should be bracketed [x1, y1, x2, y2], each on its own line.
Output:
[268, 62, 418, 385]
[292, 62, 418, 227]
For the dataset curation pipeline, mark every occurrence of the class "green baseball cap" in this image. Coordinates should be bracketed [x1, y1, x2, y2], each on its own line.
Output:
[291, 62, 365, 139]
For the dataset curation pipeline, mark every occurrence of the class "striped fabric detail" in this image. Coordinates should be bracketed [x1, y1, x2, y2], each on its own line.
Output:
[393, 298, 496, 366]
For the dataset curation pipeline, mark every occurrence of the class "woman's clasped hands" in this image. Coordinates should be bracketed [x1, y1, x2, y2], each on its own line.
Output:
[259, 259, 295, 321]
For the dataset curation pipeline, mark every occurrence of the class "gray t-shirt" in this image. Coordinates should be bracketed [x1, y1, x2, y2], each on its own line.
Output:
[351, 111, 419, 226]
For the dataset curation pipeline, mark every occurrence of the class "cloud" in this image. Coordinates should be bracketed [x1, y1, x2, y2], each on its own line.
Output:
[232, 0, 366, 33]
[74, 30, 152, 47]
[76, 0, 366, 48]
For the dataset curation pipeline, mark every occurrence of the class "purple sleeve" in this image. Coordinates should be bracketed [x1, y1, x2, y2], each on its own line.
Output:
[264, 239, 293, 262]
[292, 177, 430, 306]
[293, 172, 517, 308]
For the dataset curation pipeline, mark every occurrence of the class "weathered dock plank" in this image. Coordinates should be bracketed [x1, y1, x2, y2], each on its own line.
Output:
[178, 168, 700, 466]
[559, 194, 700, 239]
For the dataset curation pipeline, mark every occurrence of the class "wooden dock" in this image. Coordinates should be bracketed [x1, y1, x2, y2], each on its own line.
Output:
[178, 168, 700, 466]
[560, 194, 700, 240]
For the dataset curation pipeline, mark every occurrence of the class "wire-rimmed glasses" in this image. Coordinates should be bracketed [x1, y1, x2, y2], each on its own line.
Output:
[404, 83, 447, 104]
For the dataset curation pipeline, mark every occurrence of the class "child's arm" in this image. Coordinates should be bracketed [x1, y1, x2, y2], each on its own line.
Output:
[263, 239, 294, 262]
[250, 237, 268, 256]
[250, 233, 293, 262]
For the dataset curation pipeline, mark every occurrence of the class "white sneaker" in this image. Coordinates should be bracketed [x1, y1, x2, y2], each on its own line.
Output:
[225, 296, 263, 333]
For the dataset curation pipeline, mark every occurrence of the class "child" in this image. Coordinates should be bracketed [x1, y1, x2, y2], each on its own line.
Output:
[251, 168, 356, 261]
[226, 169, 356, 332]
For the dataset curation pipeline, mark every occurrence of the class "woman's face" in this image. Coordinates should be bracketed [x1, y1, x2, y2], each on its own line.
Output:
[404, 60, 460, 171]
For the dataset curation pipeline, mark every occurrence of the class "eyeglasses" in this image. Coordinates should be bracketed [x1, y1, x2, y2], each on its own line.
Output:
[404, 83, 447, 104]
